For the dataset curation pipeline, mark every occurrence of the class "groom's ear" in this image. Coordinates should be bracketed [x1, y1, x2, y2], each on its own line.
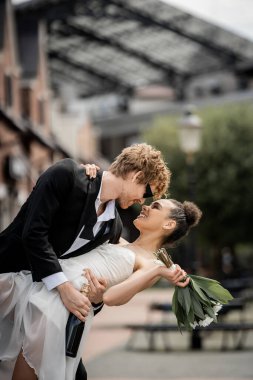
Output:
[131, 171, 143, 183]
[132, 170, 144, 183]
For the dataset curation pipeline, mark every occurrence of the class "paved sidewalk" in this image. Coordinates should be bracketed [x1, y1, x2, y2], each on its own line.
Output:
[83, 289, 253, 380]
[83, 289, 175, 361]
[86, 347, 253, 379]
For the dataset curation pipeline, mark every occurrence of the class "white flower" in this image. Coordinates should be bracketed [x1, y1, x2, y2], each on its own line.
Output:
[190, 321, 199, 329]
[199, 315, 213, 327]
[213, 303, 222, 315]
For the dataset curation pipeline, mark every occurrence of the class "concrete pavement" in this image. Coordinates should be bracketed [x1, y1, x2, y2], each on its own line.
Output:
[82, 288, 253, 380]
[86, 349, 253, 379]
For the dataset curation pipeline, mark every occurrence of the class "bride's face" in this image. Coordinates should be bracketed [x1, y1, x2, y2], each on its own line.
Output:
[133, 199, 175, 232]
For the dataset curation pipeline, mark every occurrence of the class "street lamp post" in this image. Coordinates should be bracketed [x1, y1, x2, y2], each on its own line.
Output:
[178, 105, 203, 272]
[179, 105, 203, 167]
[178, 105, 203, 350]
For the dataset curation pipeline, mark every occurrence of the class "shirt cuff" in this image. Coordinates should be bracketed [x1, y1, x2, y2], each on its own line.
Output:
[92, 302, 104, 311]
[42, 272, 68, 291]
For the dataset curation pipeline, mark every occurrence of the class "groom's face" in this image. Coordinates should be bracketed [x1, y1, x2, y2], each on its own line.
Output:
[117, 172, 154, 209]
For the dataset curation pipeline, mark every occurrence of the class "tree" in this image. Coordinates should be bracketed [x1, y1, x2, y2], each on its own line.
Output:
[196, 104, 253, 247]
[144, 103, 253, 275]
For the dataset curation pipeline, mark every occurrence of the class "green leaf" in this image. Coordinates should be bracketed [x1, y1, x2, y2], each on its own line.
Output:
[201, 289, 221, 303]
[204, 305, 217, 323]
[172, 287, 178, 315]
[178, 286, 192, 315]
[188, 306, 195, 326]
[190, 279, 211, 305]
[203, 283, 233, 304]
[177, 286, 185, 308]
[174, 301, 188, 332]
[189, 288, 205, 319]
[176, 302, 186, 323]
[189, 274, 220, 284]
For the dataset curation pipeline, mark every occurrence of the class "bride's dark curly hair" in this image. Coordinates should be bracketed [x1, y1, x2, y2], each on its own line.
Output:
[163, 200, 202, 245]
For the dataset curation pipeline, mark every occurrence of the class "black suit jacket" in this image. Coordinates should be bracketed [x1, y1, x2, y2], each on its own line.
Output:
[0, 159, 122, 282]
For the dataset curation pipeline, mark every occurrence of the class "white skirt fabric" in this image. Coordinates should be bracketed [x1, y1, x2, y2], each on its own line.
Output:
[0, 270, 93, 380]
[0, 244, 136, 380]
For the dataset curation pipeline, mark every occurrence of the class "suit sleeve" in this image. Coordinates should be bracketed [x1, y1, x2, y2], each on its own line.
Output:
[22, 160, 75, 280]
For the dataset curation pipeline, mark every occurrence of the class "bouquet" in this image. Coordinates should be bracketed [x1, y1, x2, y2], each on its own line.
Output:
[155, 248, 234, 331]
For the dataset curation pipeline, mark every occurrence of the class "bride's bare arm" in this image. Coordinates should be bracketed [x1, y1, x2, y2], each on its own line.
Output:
[103, 265, 189, 306]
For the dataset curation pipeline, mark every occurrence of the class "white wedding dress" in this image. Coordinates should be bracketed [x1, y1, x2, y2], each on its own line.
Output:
[0, 243, 137, 380]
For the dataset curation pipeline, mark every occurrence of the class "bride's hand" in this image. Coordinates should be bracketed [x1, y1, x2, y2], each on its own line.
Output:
[81, 163, 100, 178]
[160, 265, 190, 288]
[83, 268, 108, 304]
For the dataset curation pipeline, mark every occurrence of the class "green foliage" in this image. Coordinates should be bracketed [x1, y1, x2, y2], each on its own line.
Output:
[196, 103, 253, 246]
[143, 103, 253, 250]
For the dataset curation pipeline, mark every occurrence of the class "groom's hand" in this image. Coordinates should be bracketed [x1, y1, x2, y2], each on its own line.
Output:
[57, 281, 91, 322]
[83, 268, 107, 304]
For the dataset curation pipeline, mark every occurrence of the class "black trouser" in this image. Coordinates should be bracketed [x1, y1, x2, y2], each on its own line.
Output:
[76, 359, 87, 380]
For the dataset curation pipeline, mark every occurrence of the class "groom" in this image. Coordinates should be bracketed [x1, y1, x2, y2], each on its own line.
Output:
[0, 143, 170, 379]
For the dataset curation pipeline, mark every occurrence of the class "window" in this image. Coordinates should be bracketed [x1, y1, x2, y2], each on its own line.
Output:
[21, 88, 30, 119]
[4, 74, 12, 107]
[38, 98, 44, 126]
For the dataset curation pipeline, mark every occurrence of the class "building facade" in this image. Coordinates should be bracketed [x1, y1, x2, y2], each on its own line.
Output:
[0, 0, 67, 230]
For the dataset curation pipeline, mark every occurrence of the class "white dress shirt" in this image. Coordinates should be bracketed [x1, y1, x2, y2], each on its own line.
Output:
[42, 175, 115, 291]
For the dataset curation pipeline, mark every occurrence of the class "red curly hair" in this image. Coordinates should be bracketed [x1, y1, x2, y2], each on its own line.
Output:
[109, 143, 171, 199]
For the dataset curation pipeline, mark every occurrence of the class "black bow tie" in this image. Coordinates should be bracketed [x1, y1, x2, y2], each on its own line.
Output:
[80, 219, 111, 241]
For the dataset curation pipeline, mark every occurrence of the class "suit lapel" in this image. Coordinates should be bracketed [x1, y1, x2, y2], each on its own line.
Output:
[76, 171, 102, 240]
[63, 221, 112, 259]
[62, 171, 123, 259]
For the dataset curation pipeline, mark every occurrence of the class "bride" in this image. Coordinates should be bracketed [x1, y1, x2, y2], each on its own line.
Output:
[0, 198, 201, 380]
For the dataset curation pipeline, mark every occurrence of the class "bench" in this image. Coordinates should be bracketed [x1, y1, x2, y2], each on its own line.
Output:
[124, 322, 253, 351]
[147, 287, 253, 350]
[221, 277, 253, 298]
[149, 287, 253, 321]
